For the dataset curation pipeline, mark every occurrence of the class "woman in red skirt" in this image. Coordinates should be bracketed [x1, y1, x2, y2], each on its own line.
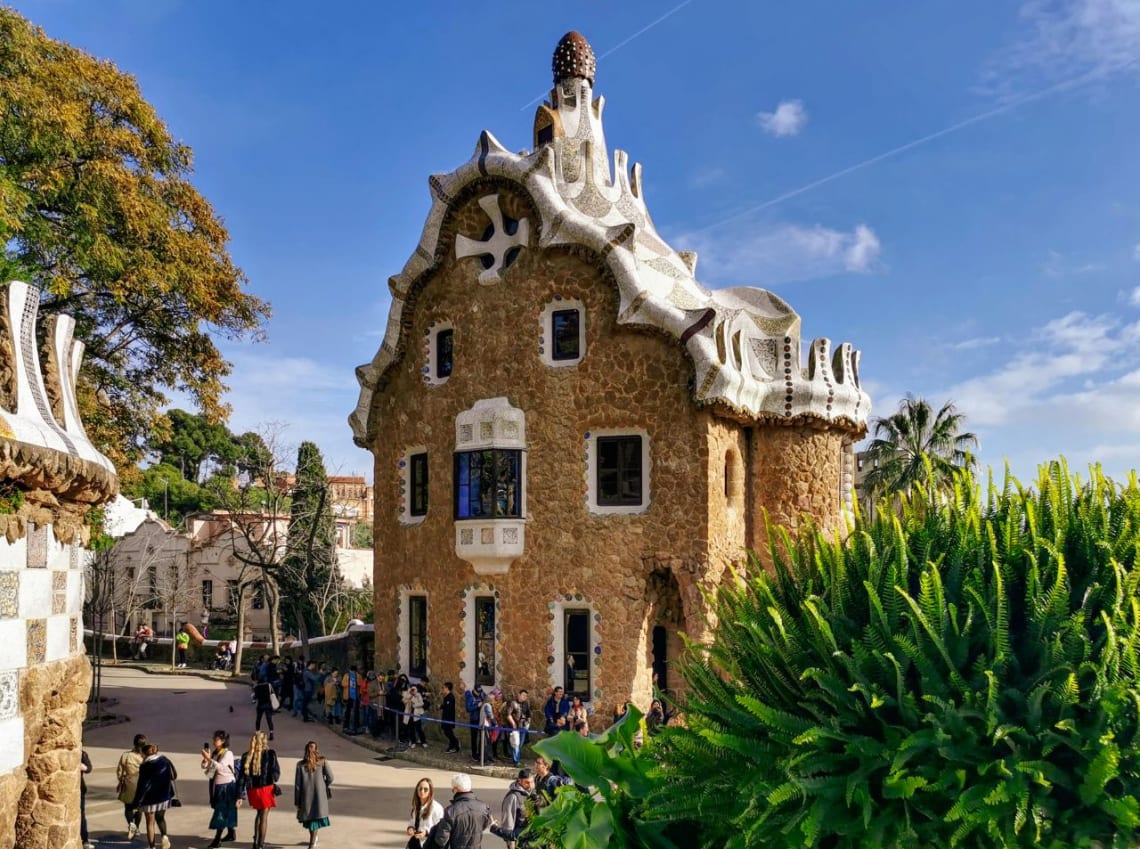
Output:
[238, 731, 280, 849]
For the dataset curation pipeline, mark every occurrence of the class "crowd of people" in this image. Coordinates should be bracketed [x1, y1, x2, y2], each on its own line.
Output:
[111, 728, 333, 849]
[94, 649, 671, 847]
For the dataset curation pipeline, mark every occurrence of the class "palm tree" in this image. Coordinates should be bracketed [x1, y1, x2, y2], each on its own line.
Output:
[862, 394, 978, 498]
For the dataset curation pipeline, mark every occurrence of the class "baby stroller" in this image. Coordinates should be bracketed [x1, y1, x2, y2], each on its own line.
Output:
[212, 647, 234, 671]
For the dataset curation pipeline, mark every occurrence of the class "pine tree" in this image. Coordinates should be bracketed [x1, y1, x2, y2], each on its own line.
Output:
[281, 442, 339, 643]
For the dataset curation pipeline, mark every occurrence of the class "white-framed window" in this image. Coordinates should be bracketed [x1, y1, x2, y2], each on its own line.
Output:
[460, 583, 501, 690]
[539, 298, 585, 367]
[584, 428, 651, 515]
[549, 596, 600, 702]
[423, 321, 454, 385]
[398, 446, 429, 525]
[397, 585, 430, 680]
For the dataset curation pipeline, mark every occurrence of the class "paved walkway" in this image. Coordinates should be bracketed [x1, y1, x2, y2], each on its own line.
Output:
[82, 667, 511, 849]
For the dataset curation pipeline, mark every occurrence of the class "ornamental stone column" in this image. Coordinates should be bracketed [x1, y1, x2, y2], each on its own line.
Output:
[0, 281, 117, 849]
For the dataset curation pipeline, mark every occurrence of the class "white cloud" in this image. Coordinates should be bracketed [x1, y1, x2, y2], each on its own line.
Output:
[675, 221, 882, 286]
[1133, 242, 1140, 260]
[845, 225, 881, 272]
[938, 310, 1140, 430]
[756, 99, 808, 137]
[1130, 286, 1140, 306]
[1042, 249, 1105, 277]
[865, 309, 1140, 481]
[952, 336, 1003, 350]
[985, 0, 1140, 91]
[689, 167, 726, 189]
[211, 347, 370, 478]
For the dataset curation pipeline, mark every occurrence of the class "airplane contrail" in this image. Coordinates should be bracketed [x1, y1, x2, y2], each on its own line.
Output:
[519, 0, 695, 110]
[693, 61, 1134, 233]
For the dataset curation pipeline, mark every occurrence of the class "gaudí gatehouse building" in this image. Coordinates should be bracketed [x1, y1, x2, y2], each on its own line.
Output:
[351, 33, 871, 717]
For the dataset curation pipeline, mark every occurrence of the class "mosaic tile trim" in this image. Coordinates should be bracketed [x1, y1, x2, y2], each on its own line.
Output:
[26, 618, 46, 665]
[0, 670, 17, 720]
[26, 524, 47, 568]
[70, 616, 79, 655]
[0, 572, 17, 618]
[52, 570, 67, 615]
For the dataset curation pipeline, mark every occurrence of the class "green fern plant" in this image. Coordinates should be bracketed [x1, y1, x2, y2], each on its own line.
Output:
[647, 459, 1140, 849]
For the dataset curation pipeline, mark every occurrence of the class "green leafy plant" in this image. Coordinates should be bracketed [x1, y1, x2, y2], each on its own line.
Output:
[525, 707, 692, 849]
[0, 481, 25, 515]
[648, 460, 1140, 849]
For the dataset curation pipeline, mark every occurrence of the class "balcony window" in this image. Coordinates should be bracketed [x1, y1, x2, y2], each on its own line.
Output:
[454, 449, 522, 519]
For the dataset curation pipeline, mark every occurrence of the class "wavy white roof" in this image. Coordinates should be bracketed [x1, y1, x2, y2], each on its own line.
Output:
[351, 48, 870, 446]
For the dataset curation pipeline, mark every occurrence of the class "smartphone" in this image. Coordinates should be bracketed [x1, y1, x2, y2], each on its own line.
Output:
[203, 742, 210, 751]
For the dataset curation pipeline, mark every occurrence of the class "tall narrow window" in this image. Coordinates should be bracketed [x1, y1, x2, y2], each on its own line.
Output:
[436, 329, 454, 379]
[551, 309, 581, 361]
[454, 449, 522, 519]
[564, 609, 591, 698]
[410, 452, 429, 517]
[408, 595, 428, 677]
[251, 583, 265, 610]
[144, 566, 159, 609]
[597, 435, 643, 507]
[475, 596, 496, 687]
[201, 579, 213, 609]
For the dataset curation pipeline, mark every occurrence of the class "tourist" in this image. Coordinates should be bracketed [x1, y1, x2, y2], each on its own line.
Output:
[133, 623, 153, 660]
[532, 756, 567, 806]
[428, 773, 495, 849]
[175, 624, 190, 668]
[291, 658, 306, 717]
[364, 670, 381, 734]
[489, 689, 508, 760]
[301, 661, 321, 723]
[567, 694, 588, 729]
[440, 681, 460, 753]
[358, 669, 372, 732]
[505, 699, 523, 765]
[542, 686, 569, 736]
[116, 733, 147, 839]
[294, 740, 334, 849]
[323, 667, 339, 724]
[238, 730, 281, 849]
[252, 673, 276, 740]
[80, 749, 94, 849]
[201, 729, 241, 847]
[489, 768, 535, 849]
[646, 698, 670, 735]
[573, 720, 591, 738]
[463, 684, 485, 759]
[516, 689, 532, 748]
[613, 700, 631, 723]
[403, 683, 428, 748]
[133, 743, 177, 849]
[479, 692, 498, 763]
[406, 776, 444, 849]
[341, 665, 361, 734]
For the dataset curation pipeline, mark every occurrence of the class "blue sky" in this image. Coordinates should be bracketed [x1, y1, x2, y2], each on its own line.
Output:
[11, 0, 1140, 483]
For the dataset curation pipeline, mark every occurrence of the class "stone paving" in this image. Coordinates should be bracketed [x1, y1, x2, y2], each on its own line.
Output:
[81, 666, 511, 849]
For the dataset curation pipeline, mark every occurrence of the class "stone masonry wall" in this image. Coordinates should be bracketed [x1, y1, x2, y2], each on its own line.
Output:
[10, 654, 90, 849]
[371, 187, 717, 717]
[748, 424, 844, 564]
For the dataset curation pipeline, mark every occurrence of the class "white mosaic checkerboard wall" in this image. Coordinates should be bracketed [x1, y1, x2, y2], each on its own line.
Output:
[0, 524, 85, 775]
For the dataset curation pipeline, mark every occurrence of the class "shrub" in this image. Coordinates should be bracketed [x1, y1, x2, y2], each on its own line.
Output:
[648, 461, 1140, 848]
[525, 707, 693, 849]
